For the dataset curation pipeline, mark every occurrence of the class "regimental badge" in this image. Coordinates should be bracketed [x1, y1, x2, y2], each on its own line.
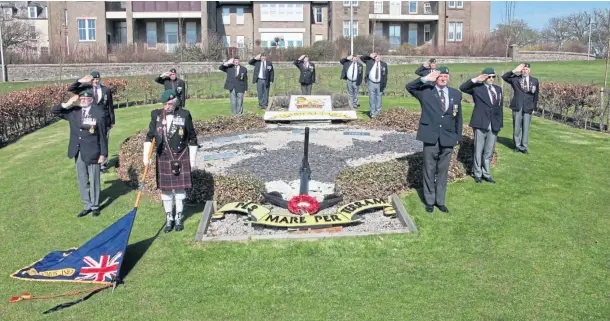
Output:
[178, 128, 184, 136]
[157, 115, 160, 122]
[453, 104, 458, 117]
[89, 126, 95, 134]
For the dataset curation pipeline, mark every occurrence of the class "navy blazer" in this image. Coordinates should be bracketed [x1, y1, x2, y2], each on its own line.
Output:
[459, 79, 504, 133]
[248, 58, 275, 87]
[51, 103, 108, 164]
[415, 65, 435, 77]
[293, 60, 316, 85]
[406, 78, 463, 147]
[219, 64, 248, 93]
[154, 76, 187, 107]
[340, 58, 364, 86]
[501, 71, 540, 114]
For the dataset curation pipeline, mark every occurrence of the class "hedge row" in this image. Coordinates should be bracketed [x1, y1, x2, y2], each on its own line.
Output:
[0, 79, 127, 145]
[537, 82, 604, 130]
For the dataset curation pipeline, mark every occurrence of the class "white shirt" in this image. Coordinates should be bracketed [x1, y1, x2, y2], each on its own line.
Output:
[82, 105, 91, 117]
[95, 85, 102, 103]
[470, 78, 498, 104]
[258, 61, 266, 79]
[164, 114, 174, 132]
[347, 62, 358, 81]
[368, 61, 381, 82]
[235, 65, 240, 77]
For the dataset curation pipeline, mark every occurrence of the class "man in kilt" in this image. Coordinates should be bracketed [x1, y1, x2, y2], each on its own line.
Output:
[143, 89, 198, 232]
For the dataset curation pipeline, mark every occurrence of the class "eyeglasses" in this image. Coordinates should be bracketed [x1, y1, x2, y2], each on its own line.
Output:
[488, 76, 496, 79]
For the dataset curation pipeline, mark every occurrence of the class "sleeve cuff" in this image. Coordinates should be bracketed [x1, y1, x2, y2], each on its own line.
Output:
[471, 78, 477, 83]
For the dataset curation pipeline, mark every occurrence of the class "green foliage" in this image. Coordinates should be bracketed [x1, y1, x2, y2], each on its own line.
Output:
[334, 160, 409, 203]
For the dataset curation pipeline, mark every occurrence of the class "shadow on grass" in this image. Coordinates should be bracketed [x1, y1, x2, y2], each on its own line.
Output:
[100, 179, 133, 211]
[496, 136, 515, 150]
[120, 223, 164, 280]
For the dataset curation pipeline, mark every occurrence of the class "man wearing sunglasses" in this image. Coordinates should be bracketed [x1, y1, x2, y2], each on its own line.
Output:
[460, 68, 503, 184]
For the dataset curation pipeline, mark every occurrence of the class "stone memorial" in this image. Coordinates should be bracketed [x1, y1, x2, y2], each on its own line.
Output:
[263, 95, 358, 122]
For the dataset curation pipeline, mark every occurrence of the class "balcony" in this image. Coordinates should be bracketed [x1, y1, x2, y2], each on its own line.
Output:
[131, 1, 202, 18]
[369, 1, 439, 21]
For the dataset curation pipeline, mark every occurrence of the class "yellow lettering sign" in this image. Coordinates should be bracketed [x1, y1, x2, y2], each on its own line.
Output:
[270, 112, 351, 120]
[251, 213, 361, 228]
[23, 268, 76, 277]
[212, 201, 271, 220]
[338, 198, 393, 220]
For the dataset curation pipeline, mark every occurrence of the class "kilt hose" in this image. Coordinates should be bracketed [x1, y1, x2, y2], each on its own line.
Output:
[155, 148, 192, 190]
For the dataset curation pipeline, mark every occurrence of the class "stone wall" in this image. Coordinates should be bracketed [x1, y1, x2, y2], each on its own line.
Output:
[3, 51, 596, 82]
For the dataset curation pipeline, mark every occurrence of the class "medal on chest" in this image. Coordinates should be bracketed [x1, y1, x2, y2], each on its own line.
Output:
[178, 128, 184, 136]
[89, 126, 95, 134]
[453, 104, 458, 117]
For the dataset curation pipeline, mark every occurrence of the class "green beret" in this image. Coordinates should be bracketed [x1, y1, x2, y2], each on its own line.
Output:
[260, 52, 266, 56]
[79, 88, 94, 97]
[90, 71, 100, 78]
[482, 67, 495, 75]
[233, 55, 240, 59]
[438, 66, 450, 74]
[523, 63, 531, 68]
[429, 58, 436, 63]
[160, 89, 177, 103]
[169, 68, 177, 73]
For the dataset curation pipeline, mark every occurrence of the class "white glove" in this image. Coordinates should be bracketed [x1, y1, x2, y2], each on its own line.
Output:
[189, 145, 197, 167]
[143, 142, 151, 165]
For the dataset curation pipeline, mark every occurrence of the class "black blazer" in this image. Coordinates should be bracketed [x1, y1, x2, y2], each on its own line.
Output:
[415, 65, 436, 77]
[459, 80, 504, 133]
[340, 58, 364, 86]
[501, 71, 540, 114]
[406, 78, 463, 147]
[248, 58, 274, 87]
[67, 80, 115, 128]
[154, 76, 187, 107]
[51, 103, 108, 164]
[219, 64, 248, 93]
[145, 108, 198, 156]
[293, 60, 316, 85]
[360, 56, 388, 92]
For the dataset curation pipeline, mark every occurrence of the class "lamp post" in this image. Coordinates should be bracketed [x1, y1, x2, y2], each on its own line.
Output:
[350, 0, 353, 55]
[0, 5, 6, 82]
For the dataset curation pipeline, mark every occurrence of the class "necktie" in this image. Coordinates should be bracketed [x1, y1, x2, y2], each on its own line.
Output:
[82, 109, 86, 120]
[375, 62, 380, 80]
[440, 90, 446, 112]
[488, 85, 497, 105]
[262, 62, 265, 77]
[520, 77, 526, 91]
[525, 77, 529, 91]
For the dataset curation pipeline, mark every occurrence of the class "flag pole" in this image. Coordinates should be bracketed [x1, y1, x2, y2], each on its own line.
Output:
[134, 138, 156, 209]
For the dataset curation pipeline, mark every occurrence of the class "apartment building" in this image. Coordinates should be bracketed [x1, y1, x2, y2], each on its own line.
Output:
[47, 1, 490, 56]
[0, 1, 49, 56]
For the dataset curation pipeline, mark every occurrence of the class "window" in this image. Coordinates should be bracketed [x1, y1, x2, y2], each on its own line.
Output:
[374, 22, 383, 36]
[260, 3, 303, 21]
[448, 22, 462, 42]
[146, 22, 156, 48]
[343, 1, 358, 6]
[236, 8, 244, 24]
[313, 7, 322, 24]
[457, 1, 463, 8]
[40, 46, 49, 55]
[261, 40, 268, 48]
[389, 24, 401, 49]
[185, 22, 197, 46]
[77, 18, 96, 41]
[296, 40, 302, 47]
[409, 1, 417, 14]
[424, 24, 431, 42]
[390, 0, 401, 15]
[374, 1, 383, 14]
[343, 20, 358, 37]
[225, 35, 230, 47]
[424, 2, 431, 14]
[315, 34, 323, 42]
[28, 6, 37, 18]
[236, 35, 245, 48]
[3, 7, 12, 19]
[29, 26, 36, 39]
[165, 22, 178, 53]
[448, 1, 455, 8]
[408, 23, 417, 46]
[222, 8, 230, 24]
[260, 33, 303, 48]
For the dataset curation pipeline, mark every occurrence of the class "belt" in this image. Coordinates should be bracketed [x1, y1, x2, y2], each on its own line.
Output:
[369, 80, 380, 84]
[347, 79, 358, 82]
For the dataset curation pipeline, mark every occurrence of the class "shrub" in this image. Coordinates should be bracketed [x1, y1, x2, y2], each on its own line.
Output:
[0, 79, 126, 145]
[193, 112, 266, 136]
[537, 82, 602, 128]
[355, 108, 422, 133]
[331, 93, 350, 108]
[334, 160, 409, 203]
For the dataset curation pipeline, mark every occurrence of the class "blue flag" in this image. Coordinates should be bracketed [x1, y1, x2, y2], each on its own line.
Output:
[10, 208, 137, 285]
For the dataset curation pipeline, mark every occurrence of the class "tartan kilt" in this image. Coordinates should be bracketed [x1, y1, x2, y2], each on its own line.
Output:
[156, 148, 192, 190]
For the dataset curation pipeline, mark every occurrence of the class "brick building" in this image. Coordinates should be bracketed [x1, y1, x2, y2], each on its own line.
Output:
[47, 1, 490, 55]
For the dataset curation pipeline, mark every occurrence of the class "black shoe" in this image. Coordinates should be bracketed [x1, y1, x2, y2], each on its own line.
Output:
[92, 209, 101, 217]
[101, 168, 108, 173]
[77, 209, 91, 217]
[474, 177, 482, 183]
[175, 223, 184, 232]
[164, 224, 173, 233]
[513, 148, 521, 153]
[437, 205, 449, 213]
[522, 150, 529, 154]
[483, 176, 496, 184]
[425, 205, 434, 213]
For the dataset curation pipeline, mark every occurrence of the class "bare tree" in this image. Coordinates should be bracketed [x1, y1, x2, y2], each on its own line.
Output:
[1, 18, 40, 52]
[592, 9, 610, 57]
[541, 17, 572, 50]
[501, 1, 516, 97]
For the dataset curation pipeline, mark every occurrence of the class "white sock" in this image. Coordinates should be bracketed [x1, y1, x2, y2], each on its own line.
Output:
[175, 190, 186, 215]
[161, 191, 174, 214]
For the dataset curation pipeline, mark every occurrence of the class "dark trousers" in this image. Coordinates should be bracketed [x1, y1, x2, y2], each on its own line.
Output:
[422, 140, 454, 206]
[101, 127, 110, 170]
[301, 84, 312, 95]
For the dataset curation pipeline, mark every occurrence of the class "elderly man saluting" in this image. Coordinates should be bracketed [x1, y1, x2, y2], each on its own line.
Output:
[220, 56, 248, 115]
[294, 54, 316, 95]
[361, 52, 388, 118]
[460, 68, 503, 184]
[340, 54, 364, 108]
[249, 52, 274, 109]
[155, 68, 187, 109]
[51, 89, 108, 218]
[406, 67, 463, 214]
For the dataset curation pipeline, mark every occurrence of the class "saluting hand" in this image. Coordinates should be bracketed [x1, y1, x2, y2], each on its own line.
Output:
[298, 55, 306, 61]
[62, 95, 79, 108]
[475, 74, 489, 83]
[513, 63, 525, 74]
[161, 72, 171, 78]
[424, 70, 441, 82]
[423, 61, 430, 68]
[78, 75, 93, 83]
[255, 54, 261, 60]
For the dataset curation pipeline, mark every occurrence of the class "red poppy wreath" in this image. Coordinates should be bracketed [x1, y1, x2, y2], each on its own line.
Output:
[287, 195, 320, 215]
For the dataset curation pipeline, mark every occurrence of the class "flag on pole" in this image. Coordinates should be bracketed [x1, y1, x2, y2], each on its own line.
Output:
[10, 208, 137, 285]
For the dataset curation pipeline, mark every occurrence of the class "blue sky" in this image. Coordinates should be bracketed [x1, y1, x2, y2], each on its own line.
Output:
[490, 1, 610, 30]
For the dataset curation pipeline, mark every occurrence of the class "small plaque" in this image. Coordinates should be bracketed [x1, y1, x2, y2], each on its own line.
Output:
[288, 95, 333, 112]
[343, 131, 371, 136]
[213, 135, 241, 143]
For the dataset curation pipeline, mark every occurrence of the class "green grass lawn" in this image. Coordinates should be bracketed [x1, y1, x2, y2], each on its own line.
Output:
[0, 60, 605, 97]
[1, 97, 610, 320]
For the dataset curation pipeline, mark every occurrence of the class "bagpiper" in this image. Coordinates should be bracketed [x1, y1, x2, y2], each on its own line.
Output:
[143, 89, 198, 232]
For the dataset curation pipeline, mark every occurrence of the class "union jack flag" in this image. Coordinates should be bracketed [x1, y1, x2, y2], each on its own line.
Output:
[76, 252, 122, 282]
